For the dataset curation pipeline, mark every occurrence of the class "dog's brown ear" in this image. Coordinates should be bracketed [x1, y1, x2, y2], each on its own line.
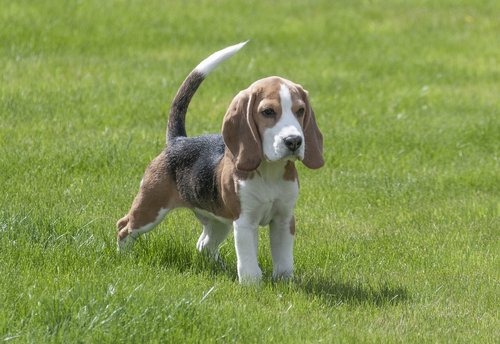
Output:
[222, 90, 262, 171]
[299, 87, 324, 169]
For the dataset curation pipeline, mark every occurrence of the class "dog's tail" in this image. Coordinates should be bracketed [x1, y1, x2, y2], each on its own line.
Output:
[166, 41, 248, 143]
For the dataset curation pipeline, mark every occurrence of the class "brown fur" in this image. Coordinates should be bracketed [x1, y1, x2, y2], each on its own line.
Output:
[289, 216, 296, 235]
[221, 90, 262, 171]
[297, 87, 323, 169]
[215, 155, 241, 220]
[116, 152, 185, 239]
[283, 161, 298, 181]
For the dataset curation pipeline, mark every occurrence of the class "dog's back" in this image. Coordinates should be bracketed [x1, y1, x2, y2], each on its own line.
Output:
[166, 134, 225, 213]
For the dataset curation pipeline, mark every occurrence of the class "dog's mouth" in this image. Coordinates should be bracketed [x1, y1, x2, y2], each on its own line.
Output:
[263, 151, 302, 163]
[285, 147, 304, 160]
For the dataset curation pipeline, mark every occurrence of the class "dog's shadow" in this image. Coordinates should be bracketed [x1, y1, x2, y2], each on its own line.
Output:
[289, 275, 409, 307]
[142, 240, 408, 307]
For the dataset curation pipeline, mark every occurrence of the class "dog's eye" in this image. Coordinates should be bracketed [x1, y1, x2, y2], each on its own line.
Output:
[296, 108, 305, 117]
[261, 108, 276, 117]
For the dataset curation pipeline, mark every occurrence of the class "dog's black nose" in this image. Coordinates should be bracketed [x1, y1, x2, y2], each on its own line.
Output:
[283, 135, 303, 152]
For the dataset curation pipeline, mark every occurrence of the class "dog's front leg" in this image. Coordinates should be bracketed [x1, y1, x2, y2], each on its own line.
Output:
[270, 215, 295, 280]
[233, 217, 262, 284]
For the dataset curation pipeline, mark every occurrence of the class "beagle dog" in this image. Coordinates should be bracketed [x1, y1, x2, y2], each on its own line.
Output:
[116, 42, 323, 283]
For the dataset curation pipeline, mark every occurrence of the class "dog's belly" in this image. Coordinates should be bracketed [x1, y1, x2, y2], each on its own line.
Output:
[193, 207, 233, 225]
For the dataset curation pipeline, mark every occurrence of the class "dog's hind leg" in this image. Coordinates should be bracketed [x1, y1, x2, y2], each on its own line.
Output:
[117, 206, 169, 251]
[116, 152, 182, 251]
[194, 210, 232, 260]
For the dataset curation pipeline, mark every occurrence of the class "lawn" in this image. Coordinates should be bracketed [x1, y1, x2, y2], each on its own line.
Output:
[0, 0, 498, 342]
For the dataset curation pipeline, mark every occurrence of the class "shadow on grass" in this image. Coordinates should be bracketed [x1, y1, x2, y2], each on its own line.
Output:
[137, 237, 409, 307]
[292, 275, 410, 307]
[137, 236, 239, 280]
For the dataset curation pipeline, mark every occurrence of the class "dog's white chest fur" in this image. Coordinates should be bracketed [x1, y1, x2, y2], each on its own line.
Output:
[238, 161, 298, 227]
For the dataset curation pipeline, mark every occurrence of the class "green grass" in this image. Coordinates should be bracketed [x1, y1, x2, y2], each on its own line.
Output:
[1, 0, 499, 342]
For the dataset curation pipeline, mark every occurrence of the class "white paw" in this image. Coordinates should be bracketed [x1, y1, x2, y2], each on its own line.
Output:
[272, 268, 294, 281]
[238, 266, 263, 284]
[196, 232, 207, 252]
[117, 235, 135, 252]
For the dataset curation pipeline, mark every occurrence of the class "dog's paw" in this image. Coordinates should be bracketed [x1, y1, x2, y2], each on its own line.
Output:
[272, 269, 294, 282]
[238, 266, 263, 285]
[116, 216, 134, 252]
[117, 234, 136, 252]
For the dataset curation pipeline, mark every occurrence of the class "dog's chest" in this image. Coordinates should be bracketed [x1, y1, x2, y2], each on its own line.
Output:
[238, 171, 299, 226]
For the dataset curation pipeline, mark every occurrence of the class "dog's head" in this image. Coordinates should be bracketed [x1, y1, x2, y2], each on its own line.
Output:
[222, 76, 323, 171]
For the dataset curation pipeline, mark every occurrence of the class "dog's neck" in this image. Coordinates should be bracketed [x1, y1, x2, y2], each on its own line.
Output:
[254, 159, 295, 181]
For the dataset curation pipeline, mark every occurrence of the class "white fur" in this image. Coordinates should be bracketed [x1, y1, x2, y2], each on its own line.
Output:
[262, 84, 305, 161]
[195, 41, 248, 76]
[193, 208, 232, 225]
[234, 160, 298, 283]
[117, 207, 169, 251]
[193, 208, 232, 259]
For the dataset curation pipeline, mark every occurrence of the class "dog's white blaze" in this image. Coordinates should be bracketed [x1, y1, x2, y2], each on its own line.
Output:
[262, 84, 305, 161]
[279, 83, 293, 114]
[195, 41, 248, 76]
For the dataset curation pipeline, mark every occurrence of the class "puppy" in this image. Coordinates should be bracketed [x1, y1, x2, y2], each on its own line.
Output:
[116, 42, 323, 283]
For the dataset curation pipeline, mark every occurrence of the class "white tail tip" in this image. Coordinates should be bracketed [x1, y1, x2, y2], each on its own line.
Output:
[195, 41, 249, 76]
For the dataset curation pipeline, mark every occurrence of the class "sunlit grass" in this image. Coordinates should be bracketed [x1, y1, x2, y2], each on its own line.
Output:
[1, 0, 498, 342]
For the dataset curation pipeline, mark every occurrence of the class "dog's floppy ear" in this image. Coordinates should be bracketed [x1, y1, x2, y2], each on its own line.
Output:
[222, 90, 262, 171]
[298, 87, 324, 169]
